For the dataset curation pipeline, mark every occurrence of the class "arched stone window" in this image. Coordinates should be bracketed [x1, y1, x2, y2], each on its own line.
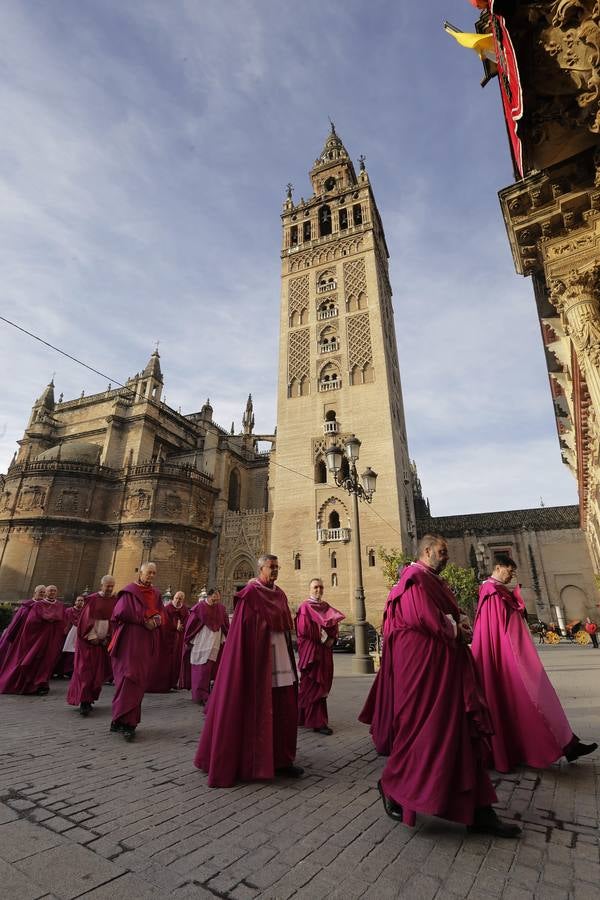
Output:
[331, 572, 338, 587]
[368, 548, 376, 567]
[315, 459, 327, 484]
[331, 551, 337, 569]
[294, 553, 302, 571]
[319, 205, 332, 237]
[227, 469, 240, 511]
[328, 510, 340, 529]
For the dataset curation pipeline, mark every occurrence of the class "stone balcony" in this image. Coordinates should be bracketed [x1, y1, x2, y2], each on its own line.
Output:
[317, 527, 350, 543]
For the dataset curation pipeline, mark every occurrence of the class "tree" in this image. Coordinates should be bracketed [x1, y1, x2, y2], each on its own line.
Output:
[378, 548, 479, 620]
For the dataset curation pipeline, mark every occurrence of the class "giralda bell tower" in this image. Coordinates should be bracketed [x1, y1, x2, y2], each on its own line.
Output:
[270, 124, 416, 621]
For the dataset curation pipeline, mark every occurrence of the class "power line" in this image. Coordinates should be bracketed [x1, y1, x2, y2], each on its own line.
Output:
[1, 314, 406, 539]
[0, 314, 134, 396]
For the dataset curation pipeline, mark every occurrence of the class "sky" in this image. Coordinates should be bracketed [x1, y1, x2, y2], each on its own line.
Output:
[0, 0, 578, 516]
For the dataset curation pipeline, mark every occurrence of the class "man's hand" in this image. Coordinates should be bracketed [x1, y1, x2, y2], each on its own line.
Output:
[458, 614, 473, 644]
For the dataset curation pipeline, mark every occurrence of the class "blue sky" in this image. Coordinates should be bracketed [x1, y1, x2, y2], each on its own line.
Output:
[0, 0, 577, 515]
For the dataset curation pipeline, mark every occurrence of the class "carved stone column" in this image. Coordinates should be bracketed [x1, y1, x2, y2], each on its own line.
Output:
[550, 267, 600, 414]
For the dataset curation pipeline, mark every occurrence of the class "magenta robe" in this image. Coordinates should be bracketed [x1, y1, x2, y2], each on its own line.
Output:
[179, 600, 229, 702]
[296, 599, 344, 728]
[163, 602, 190, 689]
[472, 578, 574, 772]
[0, 600, 65, 694]
[194, 580, 298, 787]
[67, 592, 116, 706]
[380, 562, 496, 827]
[109, 583, 162, 727]
[359, 585, 400, 754]
[55, 605, 82, 677]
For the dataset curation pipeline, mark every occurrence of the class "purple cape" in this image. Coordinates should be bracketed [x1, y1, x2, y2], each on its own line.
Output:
[296, 599, 344, 728]
[194, 580, 297, 787]
[472, 578, 573, 771]
[0, 600, 65, 694]
[67, 592, 116, 705]
[380, 563, 496, 826]
[358, 584, 401, 754]
[110, 583, 162, 726]
[179, 601, 229, 690]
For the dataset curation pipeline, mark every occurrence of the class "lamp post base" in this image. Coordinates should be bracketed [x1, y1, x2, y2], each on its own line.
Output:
[352, 653, 375, 675]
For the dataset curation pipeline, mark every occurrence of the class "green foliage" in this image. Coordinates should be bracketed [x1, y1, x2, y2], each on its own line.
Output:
[378, 547, 479, 619]
[440, 563, 479, 620]
[378, 547, 414, 588]
[0, 602, 16, 634]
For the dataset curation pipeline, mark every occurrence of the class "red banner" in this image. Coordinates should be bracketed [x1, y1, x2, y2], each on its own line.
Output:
[489, 0, 523, 176]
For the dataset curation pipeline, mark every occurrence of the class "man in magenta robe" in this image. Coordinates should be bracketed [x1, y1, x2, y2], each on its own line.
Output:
[194, 554, 302, 786]
[55, 595, 85, 678]
[0, 585, 65, 696]
[296, 578, 344, 735]
[0, 585, 45, 679]
[472, 553, 597, 772]
[109, 561, 163, 741]
[67, 575, 116, 716]
[163, 590, 190, 690]
[179, 589, 229, 703]
[359, 566, 403, 755]
[378, 535, 521, 838]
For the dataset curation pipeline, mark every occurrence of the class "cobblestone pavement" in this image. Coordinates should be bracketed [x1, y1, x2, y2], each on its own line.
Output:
[0, 645, 598, 899]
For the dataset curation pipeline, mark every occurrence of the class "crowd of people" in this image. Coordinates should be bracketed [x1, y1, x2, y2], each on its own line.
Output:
[0, 536, 597, 840]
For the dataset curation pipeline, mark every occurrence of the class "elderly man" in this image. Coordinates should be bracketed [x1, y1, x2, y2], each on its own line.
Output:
[472, 553, 597, 772]
[0, 584, 65, 695]
[68, 576, 116, 716]
[109, 562, 163, 741]
[194, 554, 302, 786]
[296, 578, 344, 735]
[0, 585, 46, 682]
[377, 535, 521, 838]
[180, 589, 229, 703]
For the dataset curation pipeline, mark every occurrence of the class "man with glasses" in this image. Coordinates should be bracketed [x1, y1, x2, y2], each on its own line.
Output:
[472, 553, 597, 771]
[296, 578, 345, 736]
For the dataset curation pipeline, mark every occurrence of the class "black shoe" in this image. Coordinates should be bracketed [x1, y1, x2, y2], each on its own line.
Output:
[79, 702, 92, 717]
[109, 721, 123, 733]
[275, 765, 304, 778]
[566, 740, 598, 762]
[36, 685, 49, 696]
[122, 726, 136, 742]
[314, 726, 333, 735]
[467, 806, 521, 839]
[377, 780, 403, 822]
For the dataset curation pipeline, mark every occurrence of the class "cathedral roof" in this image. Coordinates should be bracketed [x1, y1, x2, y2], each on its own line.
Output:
[35, 380, 55, 410]
[417, 505, 581, 538]
[37, 441, 102, 465]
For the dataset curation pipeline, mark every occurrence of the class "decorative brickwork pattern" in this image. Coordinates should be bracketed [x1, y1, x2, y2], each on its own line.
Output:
[343, 258, 367, 302]
[347, 312, 373, 368]
[288, 328, 310, 382]
[288, 275, 310, 318]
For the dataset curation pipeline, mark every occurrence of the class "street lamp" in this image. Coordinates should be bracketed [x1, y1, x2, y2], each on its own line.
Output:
[326, 435, 378, 675]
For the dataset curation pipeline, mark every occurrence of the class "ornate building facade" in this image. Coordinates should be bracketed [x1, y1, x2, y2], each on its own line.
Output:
[471, 2, 600, 569]
[0, 352, 271, 605]
[270, 126, 416, 621]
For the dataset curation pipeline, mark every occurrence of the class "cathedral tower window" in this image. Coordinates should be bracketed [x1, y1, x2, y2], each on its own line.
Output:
[368, 548, 376, 567]
[352, 204, 363, 226]
[294, 553, 302, 571]
[339, 208, 348, 230]
[290, 225, 298, 247]
[319, 205, 332, 237]
[331, 573, 338, 587]
[328, 510, 341, 530]
[227, 469, 240, 511]
[303, 221, 312, 242]
[315, 458, 327, 483]
[331, 551, 337, 569]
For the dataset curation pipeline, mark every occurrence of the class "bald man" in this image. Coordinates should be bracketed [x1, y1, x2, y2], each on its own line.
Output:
[109, 563, 163, 741]
[68, 576, 117, 716]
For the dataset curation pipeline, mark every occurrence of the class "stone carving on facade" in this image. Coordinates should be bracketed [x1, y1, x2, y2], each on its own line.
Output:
[124, 488, 152, 514]
[287, 237, 364, 273]
[343, 258, 367, 305]
[56, 490, 79, 514]
[288, 328, 310, 394]
[17, 486, 46, 511]
[347, 312, 373, 370]
[525, 2, 600, 143]
[162, 492, 183, 518]
[288, 274, 310, 324]
[0, 491, 11, 512]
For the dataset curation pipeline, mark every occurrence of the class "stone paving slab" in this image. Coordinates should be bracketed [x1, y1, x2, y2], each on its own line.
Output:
[0, 646, 598, 898]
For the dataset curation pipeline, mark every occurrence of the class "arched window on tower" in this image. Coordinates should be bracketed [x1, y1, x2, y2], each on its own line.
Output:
[303, 220, 312, 242]
[290, 225, 298, 247]
[331, 551, 337, 569]
[319, 205, 332, 237]
[328, 509, 340, 530]
[294, 553, 302, 571]
[331, 572, 338, 587]
[353, 204, 363, 225]
[315, 458, 327, 484]
[368, 548, 376, 567]
[227, 469, 240, 511]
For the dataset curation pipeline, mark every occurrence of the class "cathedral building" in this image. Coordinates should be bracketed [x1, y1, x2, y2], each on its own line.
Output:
[270, 125, 416, 621]
[0, 351, 271, 604]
